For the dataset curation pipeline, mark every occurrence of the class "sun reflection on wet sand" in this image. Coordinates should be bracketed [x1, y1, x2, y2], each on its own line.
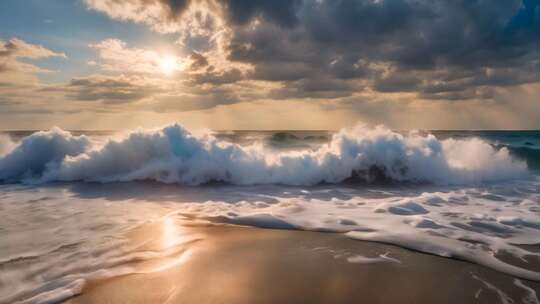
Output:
[69, 225, 540, 304]
[125, 216, 202, 274]
[148, 216, 196, 272]
[162, 216, 181, 249]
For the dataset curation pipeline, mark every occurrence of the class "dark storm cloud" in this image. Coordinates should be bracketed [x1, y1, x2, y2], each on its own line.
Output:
[374, 73, 422, 93]
[251, 62, 314, 81]
[87, 0, 540, 102]
[167, 0, 192, 17]
[222, 0, 302, 26]
[294, 0, 538, 69]
[223, 0, 540, 100]
[132, 0, 302, 27]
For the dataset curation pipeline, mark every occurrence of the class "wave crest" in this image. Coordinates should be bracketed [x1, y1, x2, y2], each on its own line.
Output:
[0, 124, 528, 185]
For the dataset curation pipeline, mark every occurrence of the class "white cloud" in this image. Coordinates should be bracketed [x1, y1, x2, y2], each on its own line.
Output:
[0, 38, 66, 59]
[90, 38, 195, 75]
[0, 38, 66, 86]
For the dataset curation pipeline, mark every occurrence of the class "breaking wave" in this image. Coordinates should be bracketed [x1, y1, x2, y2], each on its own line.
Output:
[507, 145, 540, 171]
[0, 124, 529, 185]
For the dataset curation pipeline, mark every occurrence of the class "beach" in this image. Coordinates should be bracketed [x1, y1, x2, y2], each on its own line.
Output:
[67, 218, 540, 304]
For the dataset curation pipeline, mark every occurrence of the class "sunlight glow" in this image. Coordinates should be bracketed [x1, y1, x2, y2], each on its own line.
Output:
[162, 216, 180, 249]
[159, 55, 178, 75]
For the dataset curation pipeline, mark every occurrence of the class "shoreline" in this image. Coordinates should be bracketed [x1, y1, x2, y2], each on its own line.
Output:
[66, 220, 540, 304]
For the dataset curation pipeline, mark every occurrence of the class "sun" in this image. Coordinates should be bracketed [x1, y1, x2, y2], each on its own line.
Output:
[158, 55, 178, 75]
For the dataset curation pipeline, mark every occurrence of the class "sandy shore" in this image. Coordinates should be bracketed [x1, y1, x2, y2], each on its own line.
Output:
[67, 219, 540, 304]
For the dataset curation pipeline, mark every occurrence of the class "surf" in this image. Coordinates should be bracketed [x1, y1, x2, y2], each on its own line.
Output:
[0, 123, 529, 185]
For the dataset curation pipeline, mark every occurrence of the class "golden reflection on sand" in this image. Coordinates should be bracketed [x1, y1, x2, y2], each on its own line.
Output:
[125, 216, 202, 274]
[162, 216, 180, 249]
[148, 216, 195, 273]
[69, 224, 540, 304]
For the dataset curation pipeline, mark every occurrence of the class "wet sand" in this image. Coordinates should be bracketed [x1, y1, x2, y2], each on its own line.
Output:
[67, 220, 540, 304]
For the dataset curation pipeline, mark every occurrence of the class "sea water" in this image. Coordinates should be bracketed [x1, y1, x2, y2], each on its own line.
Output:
[1, 124, 539, 303]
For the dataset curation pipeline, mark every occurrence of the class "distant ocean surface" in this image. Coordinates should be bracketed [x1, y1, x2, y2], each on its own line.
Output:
[1, 125, 540, 303]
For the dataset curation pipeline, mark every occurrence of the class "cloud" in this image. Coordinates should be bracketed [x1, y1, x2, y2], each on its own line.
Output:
[0, 38, 66, 59]
[150, 89, 240, 112]
[84, 0, 226, 39]
[225, 1, 540, 99]
[83, 0, 185, 33]
[84, 0, 301, 30]
[190, 67, 243, 85]
[0, 37, 67, 104]
[88, 38, 242, 85]
[0, 38, 66, 85]
[189, 51, 209, 70]
[64, 74, 163, 104]
[22, 0, 540, 129]
[223, 0, 302, 26]
[89, 39, 169, 74]
[81, 38, 248, 108]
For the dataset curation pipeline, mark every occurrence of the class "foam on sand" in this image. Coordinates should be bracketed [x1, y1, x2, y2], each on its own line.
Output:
[178, 183, 540, 282]
[514, 279, 540, 304]
[346, 252, 401, 264]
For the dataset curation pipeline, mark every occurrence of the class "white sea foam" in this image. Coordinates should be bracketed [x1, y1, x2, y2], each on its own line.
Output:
[346, 252, 401, 264]
[472, 274, 515, 304]
[0, 124, 529, 185]
[1, 180, 540, 302]
[0, 134, 15, 156]
[0, 185, 194, 304]
[178, 182, 540, 281]
[514, 279, 540, 304]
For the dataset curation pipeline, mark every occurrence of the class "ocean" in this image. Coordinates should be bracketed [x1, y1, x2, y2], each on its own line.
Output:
[1, 125, 539, 303]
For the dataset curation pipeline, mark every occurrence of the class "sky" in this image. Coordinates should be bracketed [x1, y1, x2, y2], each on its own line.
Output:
[0, 0, 540, 130]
